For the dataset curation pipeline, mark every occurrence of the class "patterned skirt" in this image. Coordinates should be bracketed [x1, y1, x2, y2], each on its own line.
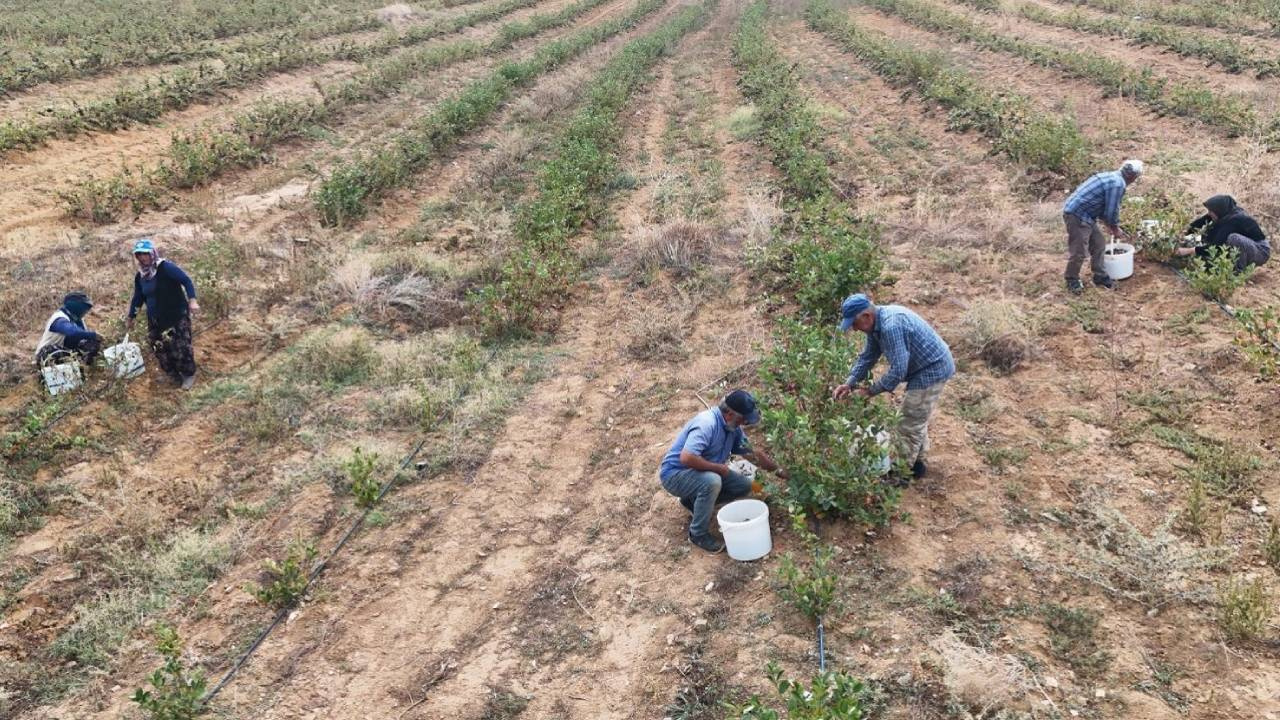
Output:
[148, 314, 196, 380]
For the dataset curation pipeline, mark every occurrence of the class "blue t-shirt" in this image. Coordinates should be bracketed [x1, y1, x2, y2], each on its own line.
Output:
[659, 407, 750, 480]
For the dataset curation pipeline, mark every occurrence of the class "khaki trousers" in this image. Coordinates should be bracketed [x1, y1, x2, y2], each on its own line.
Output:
[1064, 212, 1107, 280]
[899, 380, 947, 466]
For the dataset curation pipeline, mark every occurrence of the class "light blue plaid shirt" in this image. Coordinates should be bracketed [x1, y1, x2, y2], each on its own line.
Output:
[1063, 170, 1127, 227]
[847, 306, 955, 395]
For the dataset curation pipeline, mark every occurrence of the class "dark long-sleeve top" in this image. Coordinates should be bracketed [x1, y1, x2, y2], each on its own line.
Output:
[49, 317, 97, 345]
[128, 260, 196, 329]
[1188, 210, 1266, 259]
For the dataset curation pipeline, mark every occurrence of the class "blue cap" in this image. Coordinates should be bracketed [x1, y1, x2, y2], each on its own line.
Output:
[723, 389, 761, 426]
[132, 238, 155, 255]
[838, 293, 872, 332]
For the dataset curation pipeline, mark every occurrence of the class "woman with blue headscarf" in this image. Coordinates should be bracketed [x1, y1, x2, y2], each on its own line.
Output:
[35, 292, 102, 367]
[124, 238, 200, 389]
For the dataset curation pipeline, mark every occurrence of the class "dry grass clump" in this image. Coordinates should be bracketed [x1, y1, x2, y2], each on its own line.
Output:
[623, 315, 687, 361]
[959, 299, 1038, 373]
[1064, 489, 1233, 607]
[929, 630, 1031, 713]
[632, 222, 716, 279]
[468, 129, 538, 192]
[330, 254, 465, 328]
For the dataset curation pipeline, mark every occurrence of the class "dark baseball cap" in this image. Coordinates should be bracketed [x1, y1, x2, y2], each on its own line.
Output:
[723, 389, 761, 425]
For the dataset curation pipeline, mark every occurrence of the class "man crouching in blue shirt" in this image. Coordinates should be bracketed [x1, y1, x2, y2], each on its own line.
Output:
[659, 389, 788, 554]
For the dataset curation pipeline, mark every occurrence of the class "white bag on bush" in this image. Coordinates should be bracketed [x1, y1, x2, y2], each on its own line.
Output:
[41, 359, 83, 396]
[103, 334, 145, 379]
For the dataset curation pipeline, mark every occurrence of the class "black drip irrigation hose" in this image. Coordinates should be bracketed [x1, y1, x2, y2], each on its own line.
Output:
[817, 615, 826, 672]
[200, 345, 501, 706]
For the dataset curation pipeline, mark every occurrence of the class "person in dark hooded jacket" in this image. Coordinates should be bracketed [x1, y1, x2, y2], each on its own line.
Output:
[35, 292, 102, 366]
[1177, 195, 1270, 272]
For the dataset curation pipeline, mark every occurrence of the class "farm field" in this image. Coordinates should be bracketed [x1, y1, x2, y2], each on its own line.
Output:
[0, 0, 1278, 717]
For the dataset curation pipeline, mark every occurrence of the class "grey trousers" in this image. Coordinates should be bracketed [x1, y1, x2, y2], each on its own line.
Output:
[899, 380, 948, 466]
[1064, 212, 1107, 280]
[1225, 233, 1271, 272]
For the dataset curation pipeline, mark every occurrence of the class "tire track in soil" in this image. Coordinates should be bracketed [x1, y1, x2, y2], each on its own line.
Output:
[172, 4, 783, 719]
[0, 0, 585, 255]
[766, 18, 1280, 713]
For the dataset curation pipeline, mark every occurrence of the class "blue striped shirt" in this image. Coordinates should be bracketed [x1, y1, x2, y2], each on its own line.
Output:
[848, 306, 955, 395]
[1063, 170, 1127, 227]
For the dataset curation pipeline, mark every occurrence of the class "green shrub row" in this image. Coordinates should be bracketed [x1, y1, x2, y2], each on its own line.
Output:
[0, 10, 380, 95]
[806, 0, 1092, 179]
[474, 0, 716, 333]
[0, 0, 545, 155]
[62, 0, 616, 223]
[861, 0, 1259, 135]
[314, 0, 673, 226]
[1017, 3, 1280, 77]
[1057, 0, 1278, 36]
[0, 0, 380, 47]
[734, 0, 900, 526]
[734, 0, 884, 316]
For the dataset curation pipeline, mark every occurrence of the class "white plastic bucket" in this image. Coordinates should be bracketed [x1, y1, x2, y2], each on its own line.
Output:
[41, 360, 82, 396]
[104, 335, 145, 379]
[849, 427, 892, 476]
[1104, 242, 1135, 280]
[717, 499, 771, 561]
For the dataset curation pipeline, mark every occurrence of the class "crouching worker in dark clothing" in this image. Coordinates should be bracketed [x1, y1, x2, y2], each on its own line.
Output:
[125, 238, 201, 389]
[658, 389, 788, 554]
[1177, 195, 1270, 272]
[35, 292, 102, 366]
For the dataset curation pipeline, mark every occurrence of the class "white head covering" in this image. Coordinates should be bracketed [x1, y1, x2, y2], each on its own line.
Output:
[1121, 159, 1144, 177]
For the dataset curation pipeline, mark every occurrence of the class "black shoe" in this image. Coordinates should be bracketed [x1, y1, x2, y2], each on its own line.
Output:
[680, 496, 694, 513]
[1065, 278, 1084, 295]
[912, 459, 927, 478]
[688, 532, 724, 553]
[1092, 274, 1115, 290]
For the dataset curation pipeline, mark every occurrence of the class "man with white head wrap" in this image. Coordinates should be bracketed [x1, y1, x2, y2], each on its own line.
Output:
[1061, 159, 1143, 294]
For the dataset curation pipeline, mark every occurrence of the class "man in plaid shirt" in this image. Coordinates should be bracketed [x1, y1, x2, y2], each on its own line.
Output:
[833, 293, 955, 483]
[1062, 159, 1143, 294]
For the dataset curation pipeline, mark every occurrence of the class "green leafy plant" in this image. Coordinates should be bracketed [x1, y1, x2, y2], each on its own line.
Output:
[735, 662, 870, 719]
[249, 539, 317, 610]
[1234, 306, 1280, 377]
[1185, 246, 1254, 303]
[1121, 190, 1197, 262]
[132, 625, 206, 720]
[777, 545, 839, 619]
[1263, 520, 1280, 571]
[1181, 476, 1212, 538]
[757, 320, 901, 524]
[1041, 604, 1112, 677]
[345, 447, 381, 508]
[1218, 576, 1272, 642]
